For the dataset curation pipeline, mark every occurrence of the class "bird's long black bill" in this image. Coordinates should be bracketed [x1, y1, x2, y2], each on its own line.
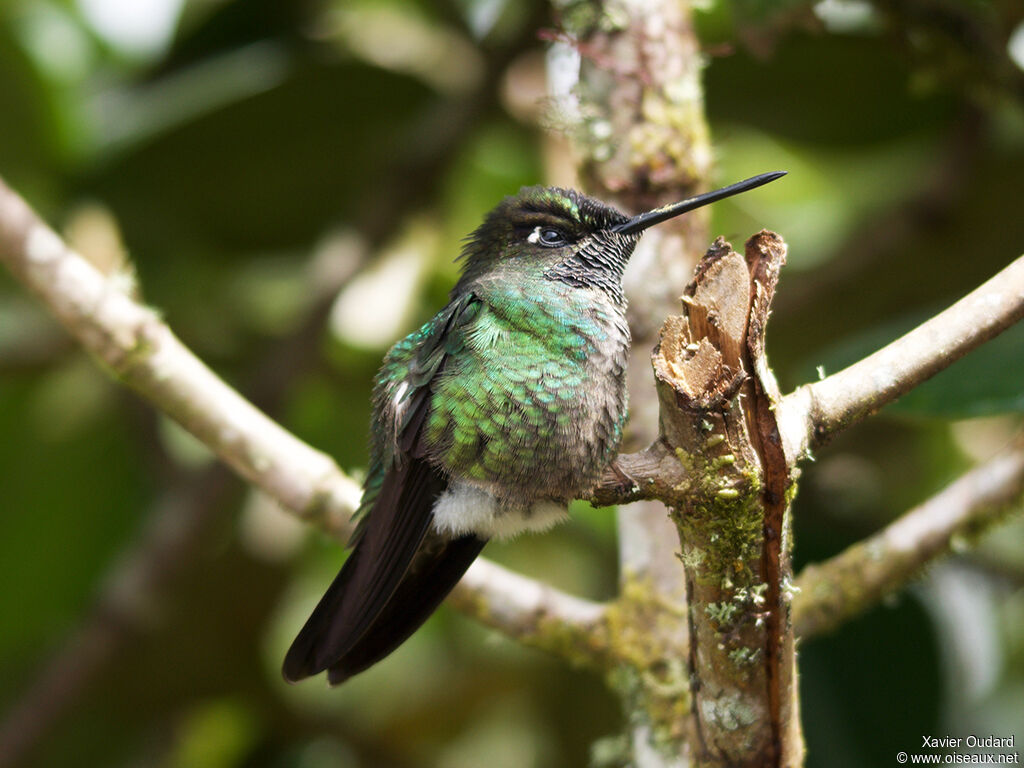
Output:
[611, 171, 786, 236]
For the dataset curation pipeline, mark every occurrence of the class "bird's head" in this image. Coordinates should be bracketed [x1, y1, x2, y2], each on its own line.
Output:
[455, 172, 786, 302]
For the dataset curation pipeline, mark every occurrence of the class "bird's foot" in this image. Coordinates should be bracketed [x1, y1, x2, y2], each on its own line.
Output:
[608, 459, 640, 497]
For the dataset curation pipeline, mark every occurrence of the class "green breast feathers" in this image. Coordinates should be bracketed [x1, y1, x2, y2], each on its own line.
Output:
[372, 282, 629, 512]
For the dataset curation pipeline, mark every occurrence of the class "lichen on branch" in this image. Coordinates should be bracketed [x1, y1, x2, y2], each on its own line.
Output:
[649, 232, 800, 768]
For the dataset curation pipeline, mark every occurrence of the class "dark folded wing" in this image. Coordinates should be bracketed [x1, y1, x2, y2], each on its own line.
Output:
[281, 441, 445, 681]
[326, 532, 486, 684]
[282, 294, 482, 683]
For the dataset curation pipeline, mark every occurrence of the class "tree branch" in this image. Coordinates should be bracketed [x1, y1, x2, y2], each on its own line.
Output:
[775, 253, 1024, 463]
[449, 559, 612, 670]
[793, 446, 1024, 639]
[651, 233, 800, 768]
[0, 176, 363, 529]
[584, 441, 684, 507]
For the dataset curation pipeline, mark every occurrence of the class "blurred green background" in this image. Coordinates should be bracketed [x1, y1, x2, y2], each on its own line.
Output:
[1, 1, 1023, 766]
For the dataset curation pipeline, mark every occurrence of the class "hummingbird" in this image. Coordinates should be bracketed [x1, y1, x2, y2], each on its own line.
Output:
[283, 171, 785, 685]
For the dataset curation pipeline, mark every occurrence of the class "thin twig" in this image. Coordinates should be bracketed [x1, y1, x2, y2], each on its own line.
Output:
[793, 447, 1024, 638]
[587, 441, 686, 508]
[775, 253, 1024, 464]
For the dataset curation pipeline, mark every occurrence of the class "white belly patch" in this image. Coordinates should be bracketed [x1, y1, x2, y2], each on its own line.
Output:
[430, 483, 569, 540]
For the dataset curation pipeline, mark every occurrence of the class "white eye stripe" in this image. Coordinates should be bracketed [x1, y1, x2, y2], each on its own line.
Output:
[527, 226, 542, 244]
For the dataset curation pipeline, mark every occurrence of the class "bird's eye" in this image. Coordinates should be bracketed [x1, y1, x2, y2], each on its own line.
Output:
[529, 226, 569, 247]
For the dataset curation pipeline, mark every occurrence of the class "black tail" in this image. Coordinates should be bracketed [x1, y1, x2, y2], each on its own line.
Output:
[282, 447, 444, 682]
[282, 527, 486, 684]
[326, 533, 486, 684]
[281, 440, 489, 683]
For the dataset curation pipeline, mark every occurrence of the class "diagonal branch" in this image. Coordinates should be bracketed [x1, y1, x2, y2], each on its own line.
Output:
[0, 176, 363, 530]
[450, 559, 613, 670]
[0, 175, 609, 668]
[775, 253, 1024, 464]
[793, 446, 1024, 638]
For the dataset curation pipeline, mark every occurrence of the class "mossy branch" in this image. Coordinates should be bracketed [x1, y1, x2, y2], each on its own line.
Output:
[650, 233, 800, 768]
[793, 447, 1024, 638]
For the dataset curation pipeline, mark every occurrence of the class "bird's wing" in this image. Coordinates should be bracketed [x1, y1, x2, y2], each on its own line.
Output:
[282, 293, 481, 683]
[326, 532, 486, 684]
